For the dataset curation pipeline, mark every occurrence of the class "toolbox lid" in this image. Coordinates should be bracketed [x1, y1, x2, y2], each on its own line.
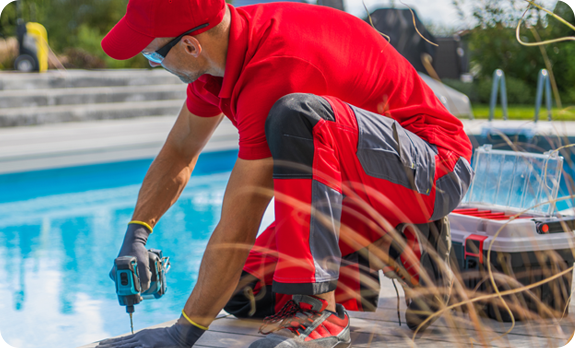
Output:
[464, 145, 563, 216]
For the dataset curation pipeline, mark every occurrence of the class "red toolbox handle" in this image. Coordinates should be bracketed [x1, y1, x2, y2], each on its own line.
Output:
[464, 234, 489, 264]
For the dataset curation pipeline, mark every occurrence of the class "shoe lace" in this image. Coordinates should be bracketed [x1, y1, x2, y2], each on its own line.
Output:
[384, 259, 414, 327]
[258, 300, 319, 335]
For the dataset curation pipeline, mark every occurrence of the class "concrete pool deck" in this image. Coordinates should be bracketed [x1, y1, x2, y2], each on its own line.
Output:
[78, 273, 575, 348]
[0, 115, 238, 175]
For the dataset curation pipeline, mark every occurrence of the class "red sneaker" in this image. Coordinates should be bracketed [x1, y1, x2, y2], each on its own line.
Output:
[249, 295, 351, 348]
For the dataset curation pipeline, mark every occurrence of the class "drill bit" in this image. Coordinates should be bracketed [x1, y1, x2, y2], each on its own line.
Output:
[130, 313, 134, 334]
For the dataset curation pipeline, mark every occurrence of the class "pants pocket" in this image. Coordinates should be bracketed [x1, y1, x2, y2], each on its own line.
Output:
[353, 105, 436, 195]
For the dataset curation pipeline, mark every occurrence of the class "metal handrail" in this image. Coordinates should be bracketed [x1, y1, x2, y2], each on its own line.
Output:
[534, 69, 552, 123]
[489, 69, 509, 121]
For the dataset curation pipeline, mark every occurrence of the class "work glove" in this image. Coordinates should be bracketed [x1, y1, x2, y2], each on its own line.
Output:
[96, 314, 206, 348]
[109, 222, 153, 291]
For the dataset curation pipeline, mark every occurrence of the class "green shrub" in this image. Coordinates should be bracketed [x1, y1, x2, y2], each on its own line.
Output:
[507, 77, 536, 105]
[442, 79, 479, 103]
[443, 76, 540, 106]
[0, 55, 15, 70]
[445, 76, 575, 107]
[444, 76, 533, 105]
[75, 24, 149, 69]
[565, 89, 575, 105]
[76, 24, 105, 58]
[62, 48, 106, 69]
[0, 37, 17, 70]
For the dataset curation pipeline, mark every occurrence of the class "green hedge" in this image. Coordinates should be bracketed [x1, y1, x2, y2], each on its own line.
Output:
[443, 77, 575, 106]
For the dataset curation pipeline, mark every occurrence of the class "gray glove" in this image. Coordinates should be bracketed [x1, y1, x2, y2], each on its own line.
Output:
[110, 223, 152, 291]
[96, 315, 206, 348]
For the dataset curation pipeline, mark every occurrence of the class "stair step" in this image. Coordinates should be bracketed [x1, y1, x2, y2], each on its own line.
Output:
[0, 69, 183, 91]
[0, 84, 187, 108]
[0, 100, 185, 127]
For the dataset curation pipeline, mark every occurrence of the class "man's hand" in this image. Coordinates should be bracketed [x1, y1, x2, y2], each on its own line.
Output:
[109, 223, 152, 291]
[96, 315, 205, 348]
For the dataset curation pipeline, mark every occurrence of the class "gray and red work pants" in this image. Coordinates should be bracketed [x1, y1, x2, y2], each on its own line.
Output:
[225, 94, 473, 317]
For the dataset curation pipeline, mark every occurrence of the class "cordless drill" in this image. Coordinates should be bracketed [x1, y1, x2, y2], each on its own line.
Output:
[114, 249, 170, 334]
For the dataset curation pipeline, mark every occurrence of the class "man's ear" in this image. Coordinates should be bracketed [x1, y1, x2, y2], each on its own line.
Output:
[180, 36, 202, 58]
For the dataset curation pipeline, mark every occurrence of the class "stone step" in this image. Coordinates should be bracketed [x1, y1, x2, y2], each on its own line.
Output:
[0, 99, 184, 127]
[0, 84, 187, 108]
[0, 69, 183, 91]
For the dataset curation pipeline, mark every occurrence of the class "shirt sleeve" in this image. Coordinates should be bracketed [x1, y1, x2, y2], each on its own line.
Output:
[186, 77, 223, 117]
[235, 56, 328, 160]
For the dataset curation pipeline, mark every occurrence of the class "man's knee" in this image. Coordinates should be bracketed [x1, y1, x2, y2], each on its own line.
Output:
[265, 94, 335, 176]
[265, 93, 334, 141]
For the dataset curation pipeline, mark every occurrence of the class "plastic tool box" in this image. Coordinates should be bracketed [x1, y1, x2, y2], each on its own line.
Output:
[448, 145, 575, 321]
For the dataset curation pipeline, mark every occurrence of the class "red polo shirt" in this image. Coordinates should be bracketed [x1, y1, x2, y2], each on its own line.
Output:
[186, 3, 471, 161]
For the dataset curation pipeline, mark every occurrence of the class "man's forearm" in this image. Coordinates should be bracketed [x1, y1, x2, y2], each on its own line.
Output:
[129, 107, 223, 227]
[181, 157, 274, 328]
[183, 222, 257, 326]
[132, 146, 198, 227]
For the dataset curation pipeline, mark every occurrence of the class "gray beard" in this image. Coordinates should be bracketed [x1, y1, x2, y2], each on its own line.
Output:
[178, 74, 196, 84]
[162, 66, 201, 84]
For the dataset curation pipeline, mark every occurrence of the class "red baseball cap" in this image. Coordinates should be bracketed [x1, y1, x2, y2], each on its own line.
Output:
[102, 0, 226, 60]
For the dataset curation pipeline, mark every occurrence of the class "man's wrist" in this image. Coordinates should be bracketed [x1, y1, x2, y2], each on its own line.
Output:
[175, 313, 207, 346]
[128, 220, 154, 234]
[180, 310, 209, 330]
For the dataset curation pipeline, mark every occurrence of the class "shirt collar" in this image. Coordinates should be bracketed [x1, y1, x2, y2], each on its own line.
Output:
[219, 4, 248, 99]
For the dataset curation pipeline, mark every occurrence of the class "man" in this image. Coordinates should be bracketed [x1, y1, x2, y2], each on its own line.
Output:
[97, 0, 473, 347]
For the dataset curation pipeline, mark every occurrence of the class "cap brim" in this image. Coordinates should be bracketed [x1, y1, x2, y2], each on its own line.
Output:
[102, 16, 155, 60]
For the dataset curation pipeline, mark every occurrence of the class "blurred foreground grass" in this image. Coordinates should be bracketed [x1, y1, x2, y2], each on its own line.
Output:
[472, 104, 575, 121]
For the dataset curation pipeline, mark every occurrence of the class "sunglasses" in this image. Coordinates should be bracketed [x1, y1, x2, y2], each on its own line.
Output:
[142, 23, 210, 64]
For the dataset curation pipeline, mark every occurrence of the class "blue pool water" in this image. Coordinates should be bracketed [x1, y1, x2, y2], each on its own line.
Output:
[0, 150, 275, 348]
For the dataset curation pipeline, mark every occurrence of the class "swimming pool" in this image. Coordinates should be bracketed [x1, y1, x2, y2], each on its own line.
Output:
[0, 150, 274, 348]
